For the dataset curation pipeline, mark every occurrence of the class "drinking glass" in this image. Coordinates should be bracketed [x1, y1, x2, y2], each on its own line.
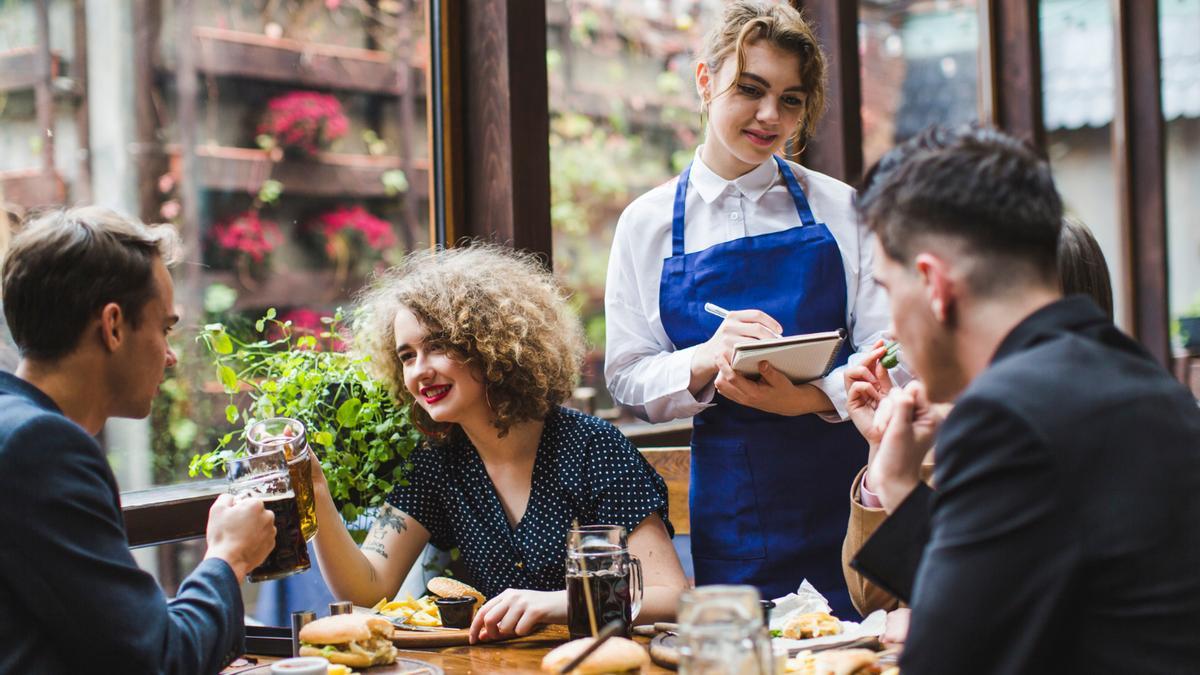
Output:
[565, 524, 643, 639]
[226, 448, 311, 582]
[247, 417, 318, 540]
[677, 585, 773, 674]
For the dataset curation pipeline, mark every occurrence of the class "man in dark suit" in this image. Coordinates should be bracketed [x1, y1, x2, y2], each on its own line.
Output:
[849, 127, 1200, 673]
[0, 207, 276, 673]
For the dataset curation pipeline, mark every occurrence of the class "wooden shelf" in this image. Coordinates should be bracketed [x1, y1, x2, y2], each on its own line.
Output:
[169, 145, 428, 200]
[0, 47, 60, 93]
[0, 169, 66, 209]
[191, 26, 422, 96]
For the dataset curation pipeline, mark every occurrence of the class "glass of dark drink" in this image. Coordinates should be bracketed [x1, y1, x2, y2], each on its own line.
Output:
[247, 417, 318, 541]
[565, 524, 643, 640]
[226, 448, 311, 582]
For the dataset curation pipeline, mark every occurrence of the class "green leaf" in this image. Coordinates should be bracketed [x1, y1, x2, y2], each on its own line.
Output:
[217, 365, 239, 392]
[297, 335, 317, 350]
[225, 404, 239, 424]
[212, 331, 234, 355]
[381, 169, 409, 196]
[336, 398, 362, 428]
[255, 318, 265, 333]
[314, 430, 334, 448]
[266, 308, 277, 320]
[203, 284, 238, 314]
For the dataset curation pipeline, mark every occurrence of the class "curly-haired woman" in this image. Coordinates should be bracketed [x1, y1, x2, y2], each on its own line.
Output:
[308, 244, 687, 643]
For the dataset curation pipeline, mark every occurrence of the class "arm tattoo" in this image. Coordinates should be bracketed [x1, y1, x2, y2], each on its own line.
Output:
[361, 507, 408, 560]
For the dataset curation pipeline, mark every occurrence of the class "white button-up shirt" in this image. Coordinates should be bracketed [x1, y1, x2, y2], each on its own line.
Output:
[604, 149, 891, 423]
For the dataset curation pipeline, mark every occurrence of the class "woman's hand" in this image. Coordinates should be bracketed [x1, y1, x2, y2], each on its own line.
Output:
[881, 608, 911, 645]
[845, 340, 892, 449]
[690, 309, 783, 394]
[468, 589, 566, 644]
[308, 451, 328, 491]
[712, 353, 833, 416]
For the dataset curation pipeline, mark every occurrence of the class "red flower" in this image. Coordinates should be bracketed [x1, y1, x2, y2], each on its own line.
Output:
[212, 210, 281, 262]
[258, 91, 349, 155]
[273, 308, 347, 351]
[311, 206, 396, 256]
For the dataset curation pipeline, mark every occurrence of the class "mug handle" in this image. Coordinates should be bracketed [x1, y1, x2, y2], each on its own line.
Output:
[629, 554, 644, 622]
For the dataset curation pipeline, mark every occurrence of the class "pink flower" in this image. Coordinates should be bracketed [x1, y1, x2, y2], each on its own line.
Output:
[272, 307, 347, 351]
[311, 206, 396, 255]
[258, 91, 349, 155]
[159, 199, 181, 220]
[212, 210, 281, 262]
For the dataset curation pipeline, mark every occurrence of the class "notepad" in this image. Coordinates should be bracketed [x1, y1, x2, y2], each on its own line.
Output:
[731, 329, 846, 384]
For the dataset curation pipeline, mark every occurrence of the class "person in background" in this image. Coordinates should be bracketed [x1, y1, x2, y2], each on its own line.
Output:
[0, 206, 276, 674]
[848, 125, 1200, 672]
[842, 214, 1118, 619]
[309, 244, 688, 643]
[603, 0, 889, 616]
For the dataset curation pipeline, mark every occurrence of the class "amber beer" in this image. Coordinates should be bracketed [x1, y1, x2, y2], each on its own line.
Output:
[226, 449, 311, 582]
[248, 418, 318, 540]
[250, 490, 311, 582]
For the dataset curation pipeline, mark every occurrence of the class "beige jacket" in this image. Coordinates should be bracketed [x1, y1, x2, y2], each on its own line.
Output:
[841, 462, 936, 616]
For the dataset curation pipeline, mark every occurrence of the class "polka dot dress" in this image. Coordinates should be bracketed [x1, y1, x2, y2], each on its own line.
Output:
[386, 406, 672, 599]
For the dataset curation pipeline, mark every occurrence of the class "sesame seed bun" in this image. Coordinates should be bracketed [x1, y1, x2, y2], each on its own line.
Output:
[540, 636, 649, 674]
[427, 576, 485, 610]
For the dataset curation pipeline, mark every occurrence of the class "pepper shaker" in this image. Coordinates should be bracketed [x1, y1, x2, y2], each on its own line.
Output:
[290, 610, 316, 658]
[329, 600, 354, 616]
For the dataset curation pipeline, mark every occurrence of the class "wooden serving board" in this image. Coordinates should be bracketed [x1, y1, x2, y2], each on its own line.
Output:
[390, 627, 473, 648]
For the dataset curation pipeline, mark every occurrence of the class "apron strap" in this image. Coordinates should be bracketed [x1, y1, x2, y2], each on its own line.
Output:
[671, 162, 693, 257]
[672, 157, 818, 258]
[773, 155, 818, 228]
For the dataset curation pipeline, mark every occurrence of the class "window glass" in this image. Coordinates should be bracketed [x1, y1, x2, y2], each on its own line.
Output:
[859, 0, 980, 170]
[546, 0, 724, 419]
[1040, 0, 1127, 328]
[1162, 0, 1200, 349]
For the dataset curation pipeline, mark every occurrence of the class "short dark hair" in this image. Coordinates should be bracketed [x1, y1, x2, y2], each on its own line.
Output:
[857, 125, 1063, 295]
[2, 206, 180, 361]
[1058, 216, 1113, 320]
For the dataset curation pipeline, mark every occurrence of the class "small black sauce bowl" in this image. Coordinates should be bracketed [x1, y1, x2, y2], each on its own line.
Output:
[435, 596, 476, 629]
[760, 599, 776, 626]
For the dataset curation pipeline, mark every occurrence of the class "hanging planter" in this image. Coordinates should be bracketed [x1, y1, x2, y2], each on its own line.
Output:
[257, 90, 350, 157]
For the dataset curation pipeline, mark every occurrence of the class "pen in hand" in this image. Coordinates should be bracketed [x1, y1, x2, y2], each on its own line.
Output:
[703, 302, 783, 339]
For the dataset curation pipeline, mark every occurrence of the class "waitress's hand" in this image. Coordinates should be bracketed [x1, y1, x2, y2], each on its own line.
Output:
[881, 608, 911, 645]
[690, 310, 783, 394]
[468, 589, 566, 643]
[714, 352, 816, 416]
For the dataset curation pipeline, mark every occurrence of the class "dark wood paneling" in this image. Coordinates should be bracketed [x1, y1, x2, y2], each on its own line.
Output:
[0, 169, 66, 209]
[34, 0, 55, 172]
[454, 0, 552, 264]
[133, 0, 168, 225]
[980, 0, 1045, 147]
[796, 0, 863, 184]
[1112, 0, 1169, 365]
[72, 0, 91, 203]
[122, 480, 224, 548]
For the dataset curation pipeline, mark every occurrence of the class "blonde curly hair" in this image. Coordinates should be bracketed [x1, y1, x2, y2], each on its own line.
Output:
[352, 243, 585, 438]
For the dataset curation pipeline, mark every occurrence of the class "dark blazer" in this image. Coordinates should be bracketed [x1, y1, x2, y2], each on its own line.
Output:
[854, 297, 1200, 674]
[0, 372, 245, 674]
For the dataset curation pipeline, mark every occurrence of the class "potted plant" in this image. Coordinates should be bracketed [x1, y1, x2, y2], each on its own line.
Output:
[257, 90, 350, 157]
[189, 308, 422, 525]
[1175, 294, 1200, 351]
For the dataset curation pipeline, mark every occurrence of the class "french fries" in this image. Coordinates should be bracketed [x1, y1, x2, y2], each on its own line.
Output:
[372, 594, 443, 626]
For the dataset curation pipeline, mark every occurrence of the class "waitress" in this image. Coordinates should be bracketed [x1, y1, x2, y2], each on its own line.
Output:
[603, 0, 889, 617]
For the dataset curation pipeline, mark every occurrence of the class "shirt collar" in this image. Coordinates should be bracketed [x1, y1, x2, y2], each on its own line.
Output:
[990, 295, 1112, 365]
[689, 146, 780, 204]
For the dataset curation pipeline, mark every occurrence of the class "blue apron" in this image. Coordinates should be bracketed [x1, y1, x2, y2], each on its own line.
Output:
[659, 156, 867, 617]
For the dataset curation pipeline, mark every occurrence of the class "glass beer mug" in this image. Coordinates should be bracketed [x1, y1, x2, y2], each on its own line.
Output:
[226, 448, 312, 582]
[677, 585, 773, 675]
[247, 417, 318, 540]
[565, 524, 644, 639]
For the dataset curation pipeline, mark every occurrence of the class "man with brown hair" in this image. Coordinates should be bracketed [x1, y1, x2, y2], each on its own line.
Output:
[0, 206, 276, 673]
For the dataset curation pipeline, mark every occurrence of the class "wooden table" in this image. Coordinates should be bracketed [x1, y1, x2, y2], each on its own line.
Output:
[237, 625, 674, 674]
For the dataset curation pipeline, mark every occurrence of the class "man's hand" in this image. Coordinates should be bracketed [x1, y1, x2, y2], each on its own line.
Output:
[468, 589, 566, 643]
[845, 340, 893, 451]
[204, 493, 276, 580]
[866, 382, 942, 513]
